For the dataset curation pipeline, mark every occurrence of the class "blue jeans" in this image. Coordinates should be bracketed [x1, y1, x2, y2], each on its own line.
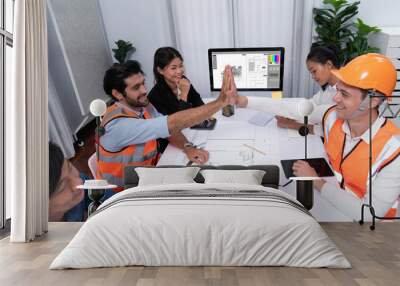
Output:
[64, 173, 116, 222]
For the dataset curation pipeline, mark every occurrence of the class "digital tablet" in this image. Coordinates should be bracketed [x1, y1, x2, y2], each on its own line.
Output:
[280, 157, 334, 179]
[190, 118, 217, 130]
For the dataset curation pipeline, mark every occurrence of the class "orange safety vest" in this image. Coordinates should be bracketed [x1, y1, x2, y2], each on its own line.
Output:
[322, 106, 400, 217]
[97, 103, 160, 191]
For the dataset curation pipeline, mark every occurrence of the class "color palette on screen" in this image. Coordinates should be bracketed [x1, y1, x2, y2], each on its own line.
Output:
[268, 54, 280, 64]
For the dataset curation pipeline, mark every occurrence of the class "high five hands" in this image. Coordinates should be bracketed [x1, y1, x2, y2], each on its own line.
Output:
[217, 65, 238, 106]
[219, 66, 247, 108]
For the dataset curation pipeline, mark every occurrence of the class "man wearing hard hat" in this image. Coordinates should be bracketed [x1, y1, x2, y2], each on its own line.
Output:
[293, 54, 400, 220]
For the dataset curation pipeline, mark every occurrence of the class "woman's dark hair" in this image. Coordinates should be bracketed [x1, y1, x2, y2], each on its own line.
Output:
[306, 44, 340, 69]
[49, 142, 65, 195]
[103, 60, 144, 97]
[153, 47, 183, 83]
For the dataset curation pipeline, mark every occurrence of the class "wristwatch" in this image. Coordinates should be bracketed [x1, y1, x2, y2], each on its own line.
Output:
[183, 142, 195, 149]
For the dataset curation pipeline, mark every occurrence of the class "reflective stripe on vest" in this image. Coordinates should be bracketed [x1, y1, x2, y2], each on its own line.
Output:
[97, 104, 160, 191]
[323, 108, 400, 217]
[322, 105, 338, 145]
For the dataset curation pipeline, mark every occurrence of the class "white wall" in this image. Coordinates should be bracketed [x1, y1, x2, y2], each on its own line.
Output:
[98, 0, 175, 89]
[314, 0, 400, 28]
[357, 0, 400, 27]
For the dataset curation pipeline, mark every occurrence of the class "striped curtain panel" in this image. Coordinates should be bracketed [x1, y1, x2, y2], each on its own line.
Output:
[169, 0, 234, 97]
[7, 0, 48, 242]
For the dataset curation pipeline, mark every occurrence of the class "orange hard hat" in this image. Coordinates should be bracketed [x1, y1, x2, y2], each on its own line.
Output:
[331, 53, 396, 97]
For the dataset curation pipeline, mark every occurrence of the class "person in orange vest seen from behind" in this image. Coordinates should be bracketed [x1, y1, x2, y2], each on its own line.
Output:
[292, 53, 400, 221]
[98, 60, 236, 191]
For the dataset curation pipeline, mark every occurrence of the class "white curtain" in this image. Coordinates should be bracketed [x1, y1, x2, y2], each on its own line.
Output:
[290, 0, 315, 99]
[170, 0, 234, 97]
[233, 0, 295, 96]
[140, 0, 314, 98]
[7, 0, 48, 242]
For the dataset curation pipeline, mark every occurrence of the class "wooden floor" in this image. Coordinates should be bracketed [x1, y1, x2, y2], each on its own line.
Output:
[0, 222, 399, 286]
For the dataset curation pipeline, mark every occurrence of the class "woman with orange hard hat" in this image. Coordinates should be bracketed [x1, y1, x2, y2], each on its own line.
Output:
[292, 53, 400, 221]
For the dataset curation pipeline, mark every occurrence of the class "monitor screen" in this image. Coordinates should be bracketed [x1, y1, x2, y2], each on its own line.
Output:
[208, 47, 284, 91]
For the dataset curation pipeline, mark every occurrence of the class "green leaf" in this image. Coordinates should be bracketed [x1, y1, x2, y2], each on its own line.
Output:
[339, 12, 358, 25]
[112, 39, 136, 63]
[336, 2, 359, 19]
[314, 8, 335, 17]
[324, 0, 348, 11]
[369, 47, 380, 53]
[355, 18, 380, 36]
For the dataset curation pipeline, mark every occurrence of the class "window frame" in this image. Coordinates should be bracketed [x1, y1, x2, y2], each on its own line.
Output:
[0, 0, 13, 230]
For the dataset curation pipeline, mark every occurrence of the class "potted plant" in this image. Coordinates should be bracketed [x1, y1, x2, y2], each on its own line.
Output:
[112, 40, 136, 63]
[344, 19, 381, 64]
[313, 0, 380, 65]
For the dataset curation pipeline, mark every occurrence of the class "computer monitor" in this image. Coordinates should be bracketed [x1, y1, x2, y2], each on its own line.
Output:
[208, 47, 284, 91]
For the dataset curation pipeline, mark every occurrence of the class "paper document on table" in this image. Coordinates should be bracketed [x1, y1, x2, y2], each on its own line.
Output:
[191, 130, 209, 147]
[207, 150, 254, 165]
[157, 148, 188, 166]
[248, 112, 275, 126]
[202, 139, 256, 165]
[206, 139, 254, 151]
[207, 122, 255, 140]
[279, 133, 326, 160]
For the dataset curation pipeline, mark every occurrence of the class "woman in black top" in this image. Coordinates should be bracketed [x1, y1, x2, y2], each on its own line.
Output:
[148, 47, 206, 153]
[148, 47, 204, 115]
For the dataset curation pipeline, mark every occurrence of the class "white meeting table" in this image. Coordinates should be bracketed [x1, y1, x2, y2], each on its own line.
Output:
[158, 106, 351, 222]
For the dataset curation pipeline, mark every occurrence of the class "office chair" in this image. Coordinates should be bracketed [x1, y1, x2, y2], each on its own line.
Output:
[87, 153, 98, 179]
